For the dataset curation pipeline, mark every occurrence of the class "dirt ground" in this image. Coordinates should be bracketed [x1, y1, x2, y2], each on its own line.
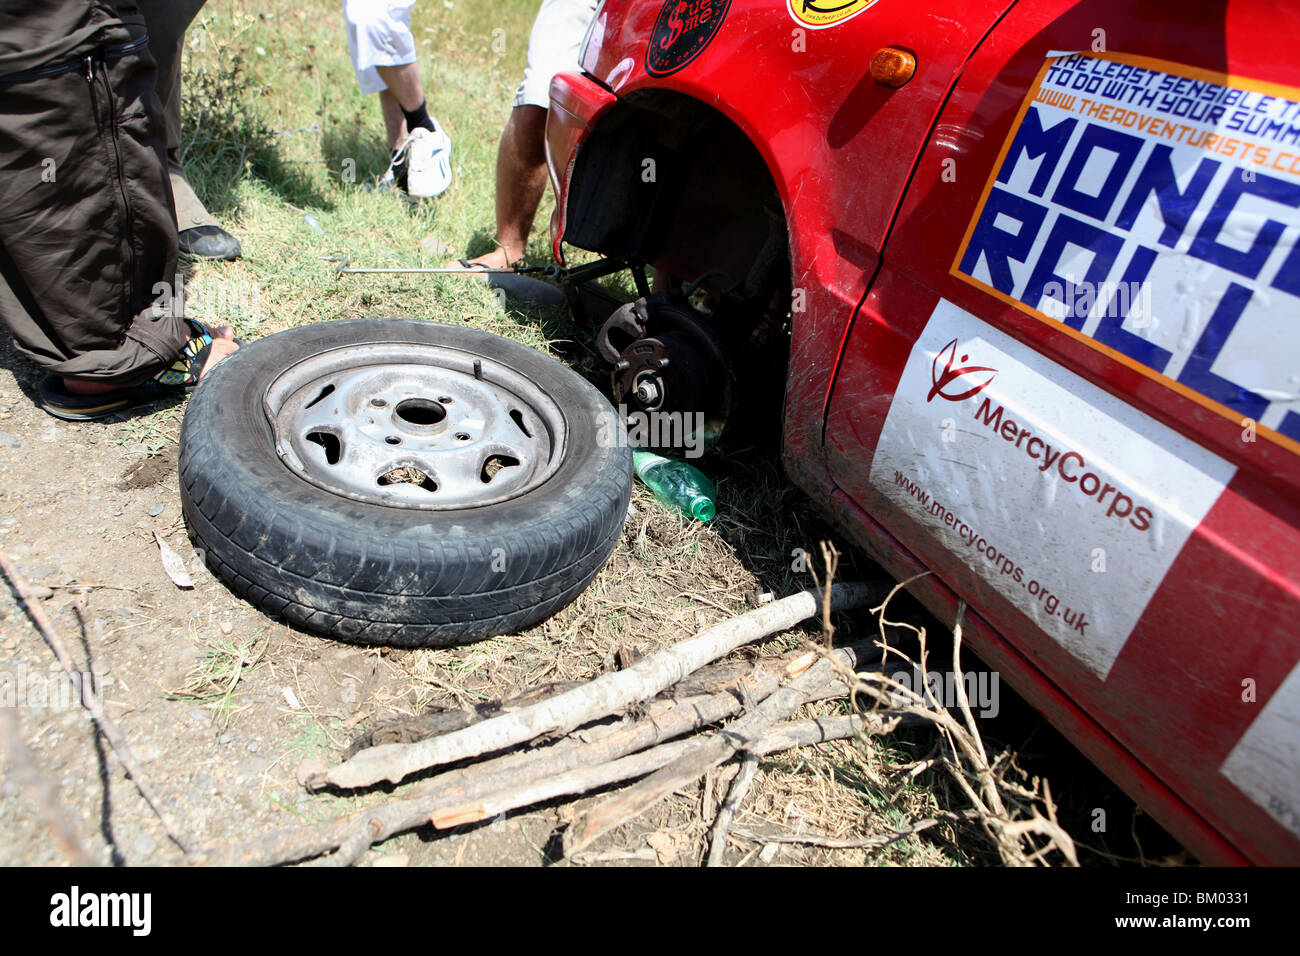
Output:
[4, 310, 1202, 870]
[0, 331, 936, 867]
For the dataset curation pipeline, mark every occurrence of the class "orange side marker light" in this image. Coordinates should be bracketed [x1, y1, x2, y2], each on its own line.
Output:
[871, 46, 916, 87]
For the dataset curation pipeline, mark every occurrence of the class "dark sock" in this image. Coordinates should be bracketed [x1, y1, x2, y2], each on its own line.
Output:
[401, 100, 436, 134]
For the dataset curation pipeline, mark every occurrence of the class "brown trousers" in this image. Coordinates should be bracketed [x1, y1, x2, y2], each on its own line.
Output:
[138, 0, 213, 230]
[0, 0, 189, 384]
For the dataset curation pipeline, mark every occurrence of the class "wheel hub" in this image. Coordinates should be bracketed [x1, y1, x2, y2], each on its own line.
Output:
[263, 343, 566, 509]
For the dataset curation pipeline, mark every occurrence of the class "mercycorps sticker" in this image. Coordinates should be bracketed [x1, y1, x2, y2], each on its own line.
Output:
[645, 0, 732, 77]
[869, 299, 1235, 679]
[788, 0, 882, 29]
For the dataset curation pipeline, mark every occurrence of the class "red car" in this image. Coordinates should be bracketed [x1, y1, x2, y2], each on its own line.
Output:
[546, 0, 1300, 864]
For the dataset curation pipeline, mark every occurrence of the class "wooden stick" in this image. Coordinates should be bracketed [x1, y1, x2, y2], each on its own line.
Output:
[0, 550, 191, 853]
[707, 751, 758, 867]
[561, 655, 845, 857]
[305, 821, 380, 868]
[325, 582, 879, 790]
[428, 713, 885, 835]
[430, 737, 701, 829]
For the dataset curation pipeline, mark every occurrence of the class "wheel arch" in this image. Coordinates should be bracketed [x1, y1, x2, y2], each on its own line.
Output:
[561, 88, 792, 303]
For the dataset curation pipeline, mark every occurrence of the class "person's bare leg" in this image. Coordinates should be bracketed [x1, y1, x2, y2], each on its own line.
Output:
[460, 105, 549, 269]
[375, 63, 427, 147]
[378, 90, 409, 150]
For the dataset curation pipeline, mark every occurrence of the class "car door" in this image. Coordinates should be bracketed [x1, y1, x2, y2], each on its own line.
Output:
[823, 0, 1300, 863]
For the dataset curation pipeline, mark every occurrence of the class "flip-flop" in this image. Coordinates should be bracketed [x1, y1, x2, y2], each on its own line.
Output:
[154, 317, 240, 388]
[456, 258, 496, 284]
[38, 319, 239, 421]
[37, 376, 186, 422]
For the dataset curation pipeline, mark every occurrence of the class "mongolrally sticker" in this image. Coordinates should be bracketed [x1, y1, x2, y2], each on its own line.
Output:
[787, 0, 881, 30]
[1220, 660, 1300, 837]
[954, 53, 1300, 453]
[869, 300, 1236, 679]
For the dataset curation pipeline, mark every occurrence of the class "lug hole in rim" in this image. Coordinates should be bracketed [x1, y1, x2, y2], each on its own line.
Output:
[378, 467, 437, 492]
[481, 454, 520, 483]
[455, 432, 471, 441]
[510, 409, 532, 437]
[385, 436, 401, 445]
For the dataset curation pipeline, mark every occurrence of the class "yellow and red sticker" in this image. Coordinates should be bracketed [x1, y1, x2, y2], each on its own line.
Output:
[787, 0, 881, 30]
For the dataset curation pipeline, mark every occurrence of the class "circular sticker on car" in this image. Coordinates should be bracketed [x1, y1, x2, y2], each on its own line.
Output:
[645, 0, 733, 77]
[787, 0, 882, 29]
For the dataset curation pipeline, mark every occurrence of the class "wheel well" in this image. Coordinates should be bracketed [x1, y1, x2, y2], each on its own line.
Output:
[563, 89, 788, 303]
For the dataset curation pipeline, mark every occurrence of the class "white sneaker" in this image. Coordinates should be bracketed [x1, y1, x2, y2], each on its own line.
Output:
[402, 123, 453, 198]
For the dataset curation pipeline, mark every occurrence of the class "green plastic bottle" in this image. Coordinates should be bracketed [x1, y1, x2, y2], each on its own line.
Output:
[632, 451, 717, 521]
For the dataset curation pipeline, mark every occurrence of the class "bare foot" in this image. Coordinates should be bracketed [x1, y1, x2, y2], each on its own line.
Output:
[63, 379, 119, 396]
[200, 326, 239, 381]
[452, 248, 513, 271]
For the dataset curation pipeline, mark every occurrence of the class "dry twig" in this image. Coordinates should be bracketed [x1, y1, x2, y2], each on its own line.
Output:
[824, 582, 1079, 866]
[0, 550, 191, 853]
[707, 752, 758, 866]
[0, 704, 92, 865]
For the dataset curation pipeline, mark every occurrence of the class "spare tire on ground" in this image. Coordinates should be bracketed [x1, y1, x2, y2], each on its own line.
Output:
[179, 318, 631, 647]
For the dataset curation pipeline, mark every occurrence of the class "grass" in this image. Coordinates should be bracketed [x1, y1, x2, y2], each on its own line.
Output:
[285, 713, 337, 761]
[115, 401, 185, 455]
[165, 631, 270, 731]
[173, 0, 565, 351]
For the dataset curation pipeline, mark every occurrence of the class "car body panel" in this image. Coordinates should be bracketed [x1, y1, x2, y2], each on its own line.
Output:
[572, 0, 1013, 460]
[549, 0, 1300, 864]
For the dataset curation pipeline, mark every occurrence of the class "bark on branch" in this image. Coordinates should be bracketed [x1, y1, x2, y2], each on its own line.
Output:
[324, 582, 880, 790]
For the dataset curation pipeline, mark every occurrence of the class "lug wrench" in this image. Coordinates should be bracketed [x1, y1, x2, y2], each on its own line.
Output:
[320, 255, 546, 276]
[321, 254, 652, 314]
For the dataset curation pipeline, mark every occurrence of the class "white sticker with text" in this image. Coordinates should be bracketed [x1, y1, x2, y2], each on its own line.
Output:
[868, 299, 1236, 678]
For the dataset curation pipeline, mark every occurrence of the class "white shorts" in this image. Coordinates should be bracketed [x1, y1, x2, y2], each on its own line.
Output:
[343, 0, 419, 95]
[514, 0, 599, 109]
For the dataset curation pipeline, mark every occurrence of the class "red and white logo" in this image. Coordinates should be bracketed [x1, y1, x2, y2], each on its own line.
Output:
[927, 338, 996, 403]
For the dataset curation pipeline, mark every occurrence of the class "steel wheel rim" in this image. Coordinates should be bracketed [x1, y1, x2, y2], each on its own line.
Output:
[263, 342, 567, 510]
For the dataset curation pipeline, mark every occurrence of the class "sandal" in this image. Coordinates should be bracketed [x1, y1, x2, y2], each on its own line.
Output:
[38, 319, 236, 421]
[455, 256, 522, 286]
